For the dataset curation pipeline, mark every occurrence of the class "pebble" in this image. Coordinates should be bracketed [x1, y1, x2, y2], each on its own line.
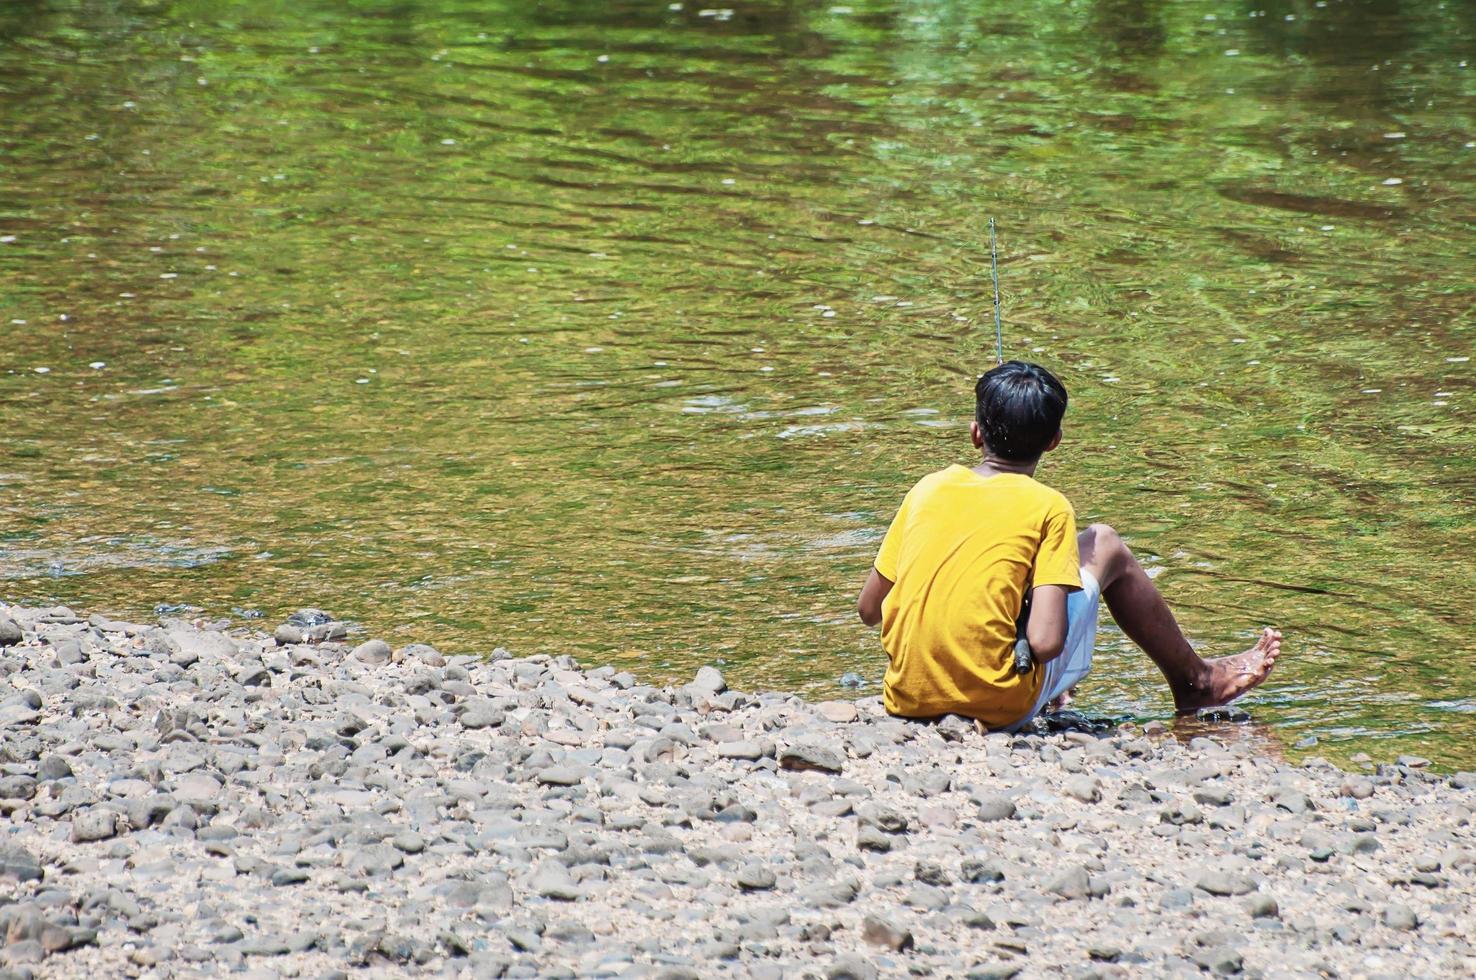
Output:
[531, 863, 583, 901]
[736, 864, 777, 891]
[536, 765, 590, 786]
[859, 914, 913, 951]
[460, 705, 504, 729]
[70, 808, 119, 843]
[391, 831, 426, 854]
[1195, 869, 1256, 897]
[1063, 775, 1101, 803]
[0, 603, 1468, 979]
[974, 793, 1016, 822]
[692, 665, 726, 695]
[778, 743, 844, 774]
[1247, 894, 1279, 918]
[817, 701, 859, 723]
[0, 845, 42, 882]
[351, 639, 392, 665]
[1047, 864, 1091, 899]
[1383, 904, 1419, 931]
[716, 740, 767, 761]
[827, 952, 878, 980]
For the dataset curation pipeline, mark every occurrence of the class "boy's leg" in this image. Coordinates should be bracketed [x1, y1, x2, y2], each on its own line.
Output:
[1078, 524, 1281, 713]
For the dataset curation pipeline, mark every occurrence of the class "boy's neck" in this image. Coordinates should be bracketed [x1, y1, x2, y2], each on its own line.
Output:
[971, 454, 1038, 479]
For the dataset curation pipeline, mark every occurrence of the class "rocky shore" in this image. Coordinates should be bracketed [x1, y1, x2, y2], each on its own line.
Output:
[1, 603, 1474, 979]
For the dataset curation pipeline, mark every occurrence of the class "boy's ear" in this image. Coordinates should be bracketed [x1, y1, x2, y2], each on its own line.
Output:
[1044, 428, 1063, 453]
[969, 419, 984, 449]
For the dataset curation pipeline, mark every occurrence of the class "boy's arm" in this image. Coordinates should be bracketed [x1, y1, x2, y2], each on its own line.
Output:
[1027, 496, 1081, 662]
[857, 567, 893, 627]
[1025, 584, 1069, 662]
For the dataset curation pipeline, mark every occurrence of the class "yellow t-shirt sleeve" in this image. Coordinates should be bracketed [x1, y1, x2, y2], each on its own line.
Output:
[1033, 499, 1082, 590]
[873, 491, 911, 581]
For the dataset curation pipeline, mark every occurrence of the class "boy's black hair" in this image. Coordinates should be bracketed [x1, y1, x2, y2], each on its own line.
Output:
[974, 361, 1068, 463]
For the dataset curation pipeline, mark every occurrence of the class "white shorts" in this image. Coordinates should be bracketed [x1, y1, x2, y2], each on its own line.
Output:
[1001, 568, 1101, 732]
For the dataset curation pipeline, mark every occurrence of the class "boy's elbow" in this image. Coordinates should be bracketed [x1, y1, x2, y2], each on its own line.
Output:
[1030, 637, 1065, 662]
[857, 600, 882, 627]
[1025, 625, 1067, 662]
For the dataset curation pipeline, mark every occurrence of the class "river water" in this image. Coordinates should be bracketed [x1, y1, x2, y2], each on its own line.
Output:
[2, 0, 1473, 766]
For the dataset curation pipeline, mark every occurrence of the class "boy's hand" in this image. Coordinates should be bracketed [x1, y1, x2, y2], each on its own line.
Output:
[857, 567, 893, 627]
[1025, 584, 1069, 662]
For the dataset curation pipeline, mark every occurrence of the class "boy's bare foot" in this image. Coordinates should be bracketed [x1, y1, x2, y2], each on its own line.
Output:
[1174, 627, 1281, 714]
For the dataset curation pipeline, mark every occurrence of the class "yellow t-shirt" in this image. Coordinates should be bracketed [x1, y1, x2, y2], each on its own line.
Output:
[874, 465, 1082, 726]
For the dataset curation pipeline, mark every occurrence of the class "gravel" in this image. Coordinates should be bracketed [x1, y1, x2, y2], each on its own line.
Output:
[0, 601, 1473, 978]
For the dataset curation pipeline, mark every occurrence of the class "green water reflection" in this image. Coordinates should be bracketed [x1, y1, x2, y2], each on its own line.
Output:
[2, 0, 1473, 766]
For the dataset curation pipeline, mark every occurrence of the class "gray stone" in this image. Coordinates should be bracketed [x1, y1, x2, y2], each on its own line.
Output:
[827, 952, 878, 980]
[859, 914, 912, 951]
[779, 743, 844, 775]
[975, 793, 1016, 822]
[1383, 904, 1418, 931]
[736, 864, 777, 891]
[915, 861, 952, 886]
[461, 706, 504, 730]
[693, 666, 726, 695]
[960, 858, 1005, 884]
[287, 608, 333, 628]
[352, 639, 392, 665]
[530, 862, 582, 901]
[71, 807, 120, 843]
[398, 643, 445, 666]
[125, 796, 175, 830]
[715, 740, 766, 761]
[904, 883, 949, 910]
[1160, 887, 1196, 909]
[1063, 775, 1101, 804]
[856, 826, 891, 853]
[0, 618, 22, 645]
[1192, 946, 1244, 977]
[536, 765, 590, 787]
[392, 831, 426, 854]
[0, 844, 41, 882]
[0, 775, 36, 800]
[1193, 786, 1233, 807]
[37, 755, 73, 781]
[800, 879, 860, 908]
[1047, 864, 1091, 899]
[241, 936, 291, 956]
[1247, 894, 1279, 919]
[40, 925, 80, 954]
[4, 939, 46, 965]
[817, 702, 859, 724]
[1195, 870, 1255, 897]
[210, 923, 245, 944]
[856, 802, 908, 834]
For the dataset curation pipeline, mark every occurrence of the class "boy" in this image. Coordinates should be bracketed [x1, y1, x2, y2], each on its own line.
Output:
[857, 361, 1281, 731]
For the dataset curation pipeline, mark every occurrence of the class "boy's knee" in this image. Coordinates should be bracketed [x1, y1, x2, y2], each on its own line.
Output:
[1080, 522, 1128, 571]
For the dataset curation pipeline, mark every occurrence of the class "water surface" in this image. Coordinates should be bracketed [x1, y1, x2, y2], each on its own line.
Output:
[2, 0, 1473, 766]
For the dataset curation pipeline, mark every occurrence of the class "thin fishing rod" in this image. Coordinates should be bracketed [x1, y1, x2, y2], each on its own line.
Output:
[990, 217, 1032, 676]
[988, 217, 1003, 365]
